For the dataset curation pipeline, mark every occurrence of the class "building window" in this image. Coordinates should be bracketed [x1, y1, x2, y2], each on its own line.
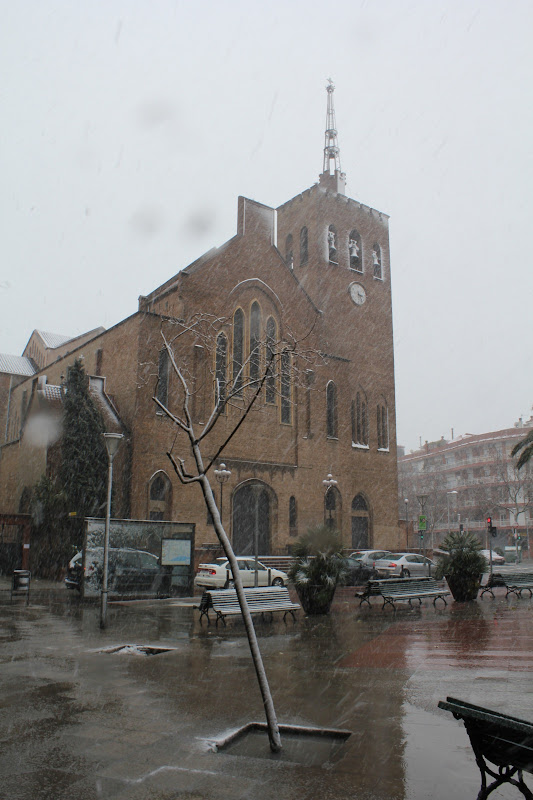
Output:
[215, 333, 227, 409]
[149, 472, 172, 520]
[356, 391, 368, 446]
[325, 485, 341, 530]
[265, 316, 276, 404]
[300, 226, 308, 266]
[289, 496, 297, 537]
[249, 301, 261, 383]
[232, 308, 244, 395]
[328, 225, 338, 264]
[280, 349, 291, 424]
[377, 402, 389, 450]
[285, 234, 294, 268]
[156, 348, 169, 408]
[326, 381, 338, 438]
[349, 229, 362, 272]
[372, 243, 382, 280]
[95, 348, 103, 376]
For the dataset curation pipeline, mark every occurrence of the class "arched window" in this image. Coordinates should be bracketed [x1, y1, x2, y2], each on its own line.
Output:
[156, 348, 169, 407]
[377, 400, 389, 450]
[280, 349, 291, 424]
[351, 493, 370, 548]
[232, 308, 244, 395]
[326, 381, 338, 438]
[215, 333, 227, 409]
[328, 225, 338, 264]
[285, 234, 294, 268]
[249, 301, 261, 383]
[356, 391, 368, 446]
[325, 485, 341, 530]
[265, 316, 277, 404]
[349, 229, 362, 272]
[289, 496, 297, 537]
[372, 243, 382, 280]
[299, 226, 308, 266]
[149, 472, 172, 520]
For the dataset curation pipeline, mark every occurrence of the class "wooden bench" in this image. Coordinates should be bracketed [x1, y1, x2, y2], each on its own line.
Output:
[358, 576, 450, 609]
[480, 572, 533, 599]
[196, 586, 300, 625]
[438, 696, 533, 799]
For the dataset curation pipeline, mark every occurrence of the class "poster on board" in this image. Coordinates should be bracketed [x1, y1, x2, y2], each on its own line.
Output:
[161, 538, 191, 567]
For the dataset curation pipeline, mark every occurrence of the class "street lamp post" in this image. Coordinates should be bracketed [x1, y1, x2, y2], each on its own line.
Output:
[100, 432, 124, 629]
[416, 494, 429, 571]
[213, 463, 231, 521]
[323, 473, 338, 529]
[447, 490, 458, 535]
[404, 498, 409, 549]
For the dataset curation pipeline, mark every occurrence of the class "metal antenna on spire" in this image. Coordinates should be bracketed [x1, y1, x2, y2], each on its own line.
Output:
[323, 78, 341, 175]
[319, 79, 346, 194]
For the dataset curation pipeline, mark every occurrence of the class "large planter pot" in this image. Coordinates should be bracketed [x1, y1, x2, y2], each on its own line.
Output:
[295, 584, 336, 615]
[445, 573, 482, 602]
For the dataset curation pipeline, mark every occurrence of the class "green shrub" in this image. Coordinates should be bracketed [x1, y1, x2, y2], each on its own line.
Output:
[435, 530, 487, 581]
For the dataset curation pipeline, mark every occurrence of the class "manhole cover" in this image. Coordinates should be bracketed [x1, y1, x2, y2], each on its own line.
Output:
[99, 644, 177, 656]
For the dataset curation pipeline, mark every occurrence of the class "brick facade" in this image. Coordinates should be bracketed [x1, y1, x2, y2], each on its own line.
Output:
[1, 180, 401, 555]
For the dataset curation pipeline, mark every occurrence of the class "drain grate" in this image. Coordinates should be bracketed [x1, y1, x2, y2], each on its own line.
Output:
[99, 644, 177, 656]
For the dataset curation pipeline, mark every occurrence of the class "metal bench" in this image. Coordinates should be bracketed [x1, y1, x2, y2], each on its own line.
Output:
[358, 576, 450, 609]
[438, 696, 533, 799]
[480, 572, 533, 600]
[196, 586, 300, 625]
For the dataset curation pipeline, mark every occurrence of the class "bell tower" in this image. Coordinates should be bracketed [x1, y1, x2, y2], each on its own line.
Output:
[319, 79, 346, 195]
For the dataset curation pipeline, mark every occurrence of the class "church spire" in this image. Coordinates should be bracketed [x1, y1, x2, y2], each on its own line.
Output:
[319, 79, 346, 195]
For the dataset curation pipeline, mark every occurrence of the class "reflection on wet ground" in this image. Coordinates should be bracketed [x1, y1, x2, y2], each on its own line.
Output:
[1, 584, 532, 799]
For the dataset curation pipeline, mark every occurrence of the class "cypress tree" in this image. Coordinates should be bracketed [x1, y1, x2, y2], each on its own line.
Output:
[60, 358, 108, 518]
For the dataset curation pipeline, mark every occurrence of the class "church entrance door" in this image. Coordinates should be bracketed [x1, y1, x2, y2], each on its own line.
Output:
[232, 483, 272, 556]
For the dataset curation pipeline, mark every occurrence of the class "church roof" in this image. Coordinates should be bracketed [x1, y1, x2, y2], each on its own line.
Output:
[0, 354, 38, 377]
[34, 330, 75, 348]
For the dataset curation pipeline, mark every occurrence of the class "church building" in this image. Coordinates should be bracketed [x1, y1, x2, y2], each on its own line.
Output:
[0, 83, 401, 559]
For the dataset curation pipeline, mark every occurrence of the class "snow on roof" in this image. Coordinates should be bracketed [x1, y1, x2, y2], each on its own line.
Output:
[0, 354, 38, 376]
[36, 330, 73, 349]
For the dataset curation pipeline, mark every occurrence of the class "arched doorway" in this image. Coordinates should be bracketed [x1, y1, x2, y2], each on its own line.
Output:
[232, 482, 274, 556]
[351, 494, 371, 548]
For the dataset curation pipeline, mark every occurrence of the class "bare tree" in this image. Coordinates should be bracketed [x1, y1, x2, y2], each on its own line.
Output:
[152, 314, 320, 753]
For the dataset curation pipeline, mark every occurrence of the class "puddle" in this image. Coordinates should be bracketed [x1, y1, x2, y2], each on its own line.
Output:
[212, 723, 351, 766]
[99, 644, 177, 656]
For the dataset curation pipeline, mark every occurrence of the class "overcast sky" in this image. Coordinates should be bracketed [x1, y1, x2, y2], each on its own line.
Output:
[1, 0, 532, 453]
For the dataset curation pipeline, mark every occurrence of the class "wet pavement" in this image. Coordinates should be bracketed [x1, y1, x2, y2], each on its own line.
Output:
[1, 576, 533, 800]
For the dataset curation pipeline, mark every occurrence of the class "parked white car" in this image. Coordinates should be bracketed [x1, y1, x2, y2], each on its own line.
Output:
[480, 549, 505, 566]
[194, 557, 288, 590]
[373, 552, 436, 578]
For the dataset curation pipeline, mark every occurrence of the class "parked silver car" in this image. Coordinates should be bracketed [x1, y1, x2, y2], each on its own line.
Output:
[374, 552, 436, 578]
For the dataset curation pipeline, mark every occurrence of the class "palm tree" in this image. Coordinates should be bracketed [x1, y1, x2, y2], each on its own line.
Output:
[512, 428, 533, 470]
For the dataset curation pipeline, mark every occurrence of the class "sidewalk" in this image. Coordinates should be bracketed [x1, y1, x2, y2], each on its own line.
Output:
[1, 581, 532, 799]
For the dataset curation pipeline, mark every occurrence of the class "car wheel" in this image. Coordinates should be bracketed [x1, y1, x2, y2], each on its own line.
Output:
[224, 579, 235, 589]
[401, 567, 410, 578]
[272, 577, 284, 587]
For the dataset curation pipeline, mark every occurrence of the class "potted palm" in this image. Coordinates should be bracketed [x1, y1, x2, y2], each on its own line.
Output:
[435, 531, 487, 602]
[288, 525, 346, 615]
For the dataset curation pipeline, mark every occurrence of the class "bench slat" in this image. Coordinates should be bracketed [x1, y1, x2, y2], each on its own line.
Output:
[439, 696, 533, 796]
[197, 586, 300, 624]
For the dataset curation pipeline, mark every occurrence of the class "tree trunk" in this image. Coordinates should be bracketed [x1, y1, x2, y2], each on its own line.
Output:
[196, 456, 281, 753]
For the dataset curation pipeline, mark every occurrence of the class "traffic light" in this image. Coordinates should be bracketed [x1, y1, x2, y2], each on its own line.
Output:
[420, 532, 424, 541]
[486, 516, 492, 529]
[459, 523, 464, 533]
[487, 516, 497, 537]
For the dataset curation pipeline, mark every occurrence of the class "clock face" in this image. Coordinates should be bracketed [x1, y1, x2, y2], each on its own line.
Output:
[349, 282, 366, 306]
